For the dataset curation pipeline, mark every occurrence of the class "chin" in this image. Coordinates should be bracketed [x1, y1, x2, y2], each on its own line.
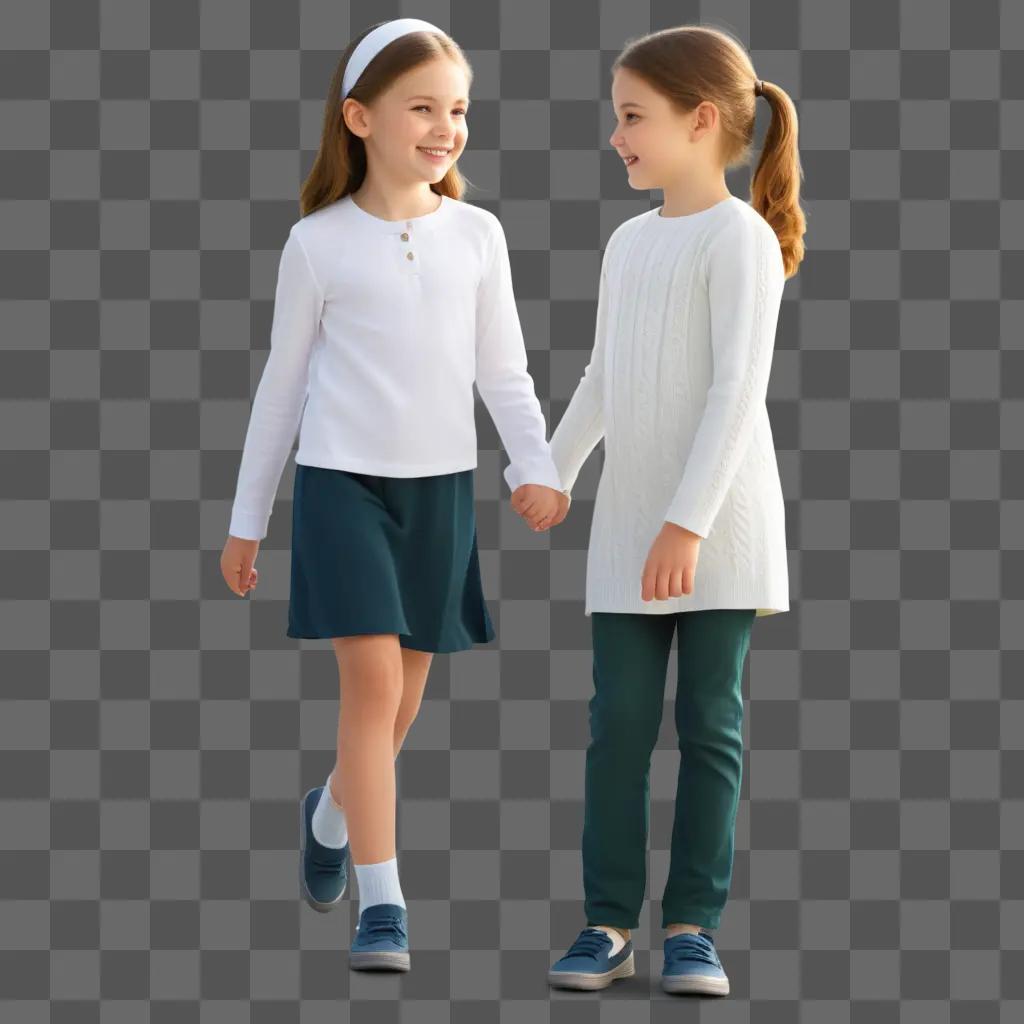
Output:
[416, 162, 453, 184]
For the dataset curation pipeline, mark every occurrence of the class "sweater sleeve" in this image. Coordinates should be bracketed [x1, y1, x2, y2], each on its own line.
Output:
[547, 250, 610, 496]
[663, 215, 785, 539]
[228, 226, 324, 541]
[475, 215, 563, 493]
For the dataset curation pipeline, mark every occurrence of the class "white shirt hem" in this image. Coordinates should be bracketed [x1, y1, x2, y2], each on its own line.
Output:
[295, 452, 479, 478]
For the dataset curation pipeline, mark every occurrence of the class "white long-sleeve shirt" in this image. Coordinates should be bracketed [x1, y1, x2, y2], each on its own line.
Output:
[228, 193, 562, 540]
[549, 196, 790, 617]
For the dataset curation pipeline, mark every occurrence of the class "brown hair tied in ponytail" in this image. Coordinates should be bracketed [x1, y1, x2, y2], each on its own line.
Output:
[613, 25, 806, 278]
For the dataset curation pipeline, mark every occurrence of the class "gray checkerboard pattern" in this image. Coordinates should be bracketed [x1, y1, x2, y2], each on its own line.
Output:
[2, 0, 1021, 1018]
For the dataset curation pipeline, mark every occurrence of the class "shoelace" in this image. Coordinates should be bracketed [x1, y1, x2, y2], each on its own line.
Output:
[360, 914, 407, 942]
[665, 934, 719, 967]
[564, 928, 613, 961]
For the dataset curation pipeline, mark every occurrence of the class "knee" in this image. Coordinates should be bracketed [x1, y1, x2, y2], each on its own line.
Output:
[348, 670, 404, 724]
[676, 692, 743, 748]
[588, 696, 661, 756]
[337, 645, 404, 721]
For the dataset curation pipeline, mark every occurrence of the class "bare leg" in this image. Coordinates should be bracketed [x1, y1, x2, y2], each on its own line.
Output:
[329, 634, 404, 865]
[665, 923, 702, 937]
[327, 637, 434, 864]
[393, 647, 434, 752]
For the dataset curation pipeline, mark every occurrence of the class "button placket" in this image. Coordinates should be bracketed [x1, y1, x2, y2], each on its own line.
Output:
[399, 220, 419, 274]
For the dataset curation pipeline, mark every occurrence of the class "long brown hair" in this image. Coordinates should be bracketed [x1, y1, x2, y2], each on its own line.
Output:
[300, 23, 475, 218]
[613, 25, 806, 278]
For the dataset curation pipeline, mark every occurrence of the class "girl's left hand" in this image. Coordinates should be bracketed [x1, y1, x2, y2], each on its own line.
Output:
[511, 483, 562, 531]
[641, 521, 702, 601]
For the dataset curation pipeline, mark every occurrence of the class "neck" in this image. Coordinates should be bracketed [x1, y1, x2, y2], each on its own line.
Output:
[658, 171, 731, 217]
[351, 173, 442, 221]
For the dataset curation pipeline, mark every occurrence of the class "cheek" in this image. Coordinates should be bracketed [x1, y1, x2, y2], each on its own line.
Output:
[645, 137, 673, 163]
[396, 118, 421, 145]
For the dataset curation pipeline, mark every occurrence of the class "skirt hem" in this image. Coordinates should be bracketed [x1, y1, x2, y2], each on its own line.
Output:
[286, 619, 496, 654]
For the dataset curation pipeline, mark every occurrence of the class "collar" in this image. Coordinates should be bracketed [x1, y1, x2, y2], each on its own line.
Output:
[344, 192, 455, 234]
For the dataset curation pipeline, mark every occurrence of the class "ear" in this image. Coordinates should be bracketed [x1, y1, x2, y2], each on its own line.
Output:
[690, 100, 718, 140]
[342, 97, 369, 139]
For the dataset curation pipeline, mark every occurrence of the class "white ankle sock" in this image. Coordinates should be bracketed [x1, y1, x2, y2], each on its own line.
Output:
[355, 857, 406, 915]
[311, 772, 349, 849]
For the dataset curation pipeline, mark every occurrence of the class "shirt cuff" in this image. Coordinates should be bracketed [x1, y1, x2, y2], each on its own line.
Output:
[503, 457, 565, 494]
[228, 508, 269, 542]
[663, 500, 711, 541]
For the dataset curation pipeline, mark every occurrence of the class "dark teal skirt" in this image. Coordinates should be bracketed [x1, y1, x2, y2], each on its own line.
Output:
[287, 463, 496, 653]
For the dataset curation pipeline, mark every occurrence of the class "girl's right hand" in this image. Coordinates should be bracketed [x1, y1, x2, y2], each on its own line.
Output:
[221, 535, 260, 596]
[541, 490, 572, 530]
[640, 521, 700, 601]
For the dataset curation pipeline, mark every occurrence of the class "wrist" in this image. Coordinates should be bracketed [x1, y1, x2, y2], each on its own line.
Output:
[663, 520, 700, 540]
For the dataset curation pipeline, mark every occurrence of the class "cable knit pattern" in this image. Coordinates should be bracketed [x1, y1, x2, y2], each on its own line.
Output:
[548, 196, 790, 618]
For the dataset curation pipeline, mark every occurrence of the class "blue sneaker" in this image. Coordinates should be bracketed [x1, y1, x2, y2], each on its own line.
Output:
[547, 927, 635, 990]
[299, 787, 349, 912]
[350, 903, 410, 971]
[661, 930, 730, 995]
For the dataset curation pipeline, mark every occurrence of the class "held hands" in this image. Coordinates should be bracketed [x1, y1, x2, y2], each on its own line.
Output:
[221, 535, 260, 597]
[641, 521, 702, 601]
[510, 484, 571, 532]
[220, 512, 695, 601]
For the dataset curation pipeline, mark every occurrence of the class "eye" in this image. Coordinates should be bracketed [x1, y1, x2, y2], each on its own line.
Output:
[413, 105, 467, 116]
[624, 113, 639, 122]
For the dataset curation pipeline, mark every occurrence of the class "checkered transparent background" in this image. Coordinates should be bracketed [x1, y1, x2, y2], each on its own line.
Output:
[2, 0, 1023, 1018]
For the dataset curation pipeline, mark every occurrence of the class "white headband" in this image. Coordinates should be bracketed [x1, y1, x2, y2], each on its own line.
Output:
[341, 18, 446, 100]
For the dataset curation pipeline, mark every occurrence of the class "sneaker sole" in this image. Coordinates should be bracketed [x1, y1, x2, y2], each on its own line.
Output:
[661, 972, 730, 996]
[350, 950, 411, 971]
[299, 788, 347, 913]
[547, 950, 635, 990]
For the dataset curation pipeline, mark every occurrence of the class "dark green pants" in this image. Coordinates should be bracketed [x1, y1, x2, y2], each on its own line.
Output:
[583, 608, 756, 931]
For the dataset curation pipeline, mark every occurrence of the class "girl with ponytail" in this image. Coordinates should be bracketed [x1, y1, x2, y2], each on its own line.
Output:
[541, 24, 806, 997]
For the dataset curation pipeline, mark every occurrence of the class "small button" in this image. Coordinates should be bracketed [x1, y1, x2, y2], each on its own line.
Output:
[401, 232, 409, 241]
[406, 251, 415, 260]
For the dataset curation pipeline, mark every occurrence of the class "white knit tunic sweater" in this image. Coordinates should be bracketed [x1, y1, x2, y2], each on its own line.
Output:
[548, 195, 790, 618]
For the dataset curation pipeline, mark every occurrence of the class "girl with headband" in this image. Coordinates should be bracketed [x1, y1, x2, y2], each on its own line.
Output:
[537, 26, 806, 996]
[220, 18, 565, 972]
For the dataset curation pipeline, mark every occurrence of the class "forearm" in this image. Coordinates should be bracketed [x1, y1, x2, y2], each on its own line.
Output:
[548, 374, 604, 495]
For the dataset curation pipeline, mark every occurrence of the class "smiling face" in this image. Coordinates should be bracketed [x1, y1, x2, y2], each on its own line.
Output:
[345, 55, 471, 186]
[609, 67, 716, 190]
